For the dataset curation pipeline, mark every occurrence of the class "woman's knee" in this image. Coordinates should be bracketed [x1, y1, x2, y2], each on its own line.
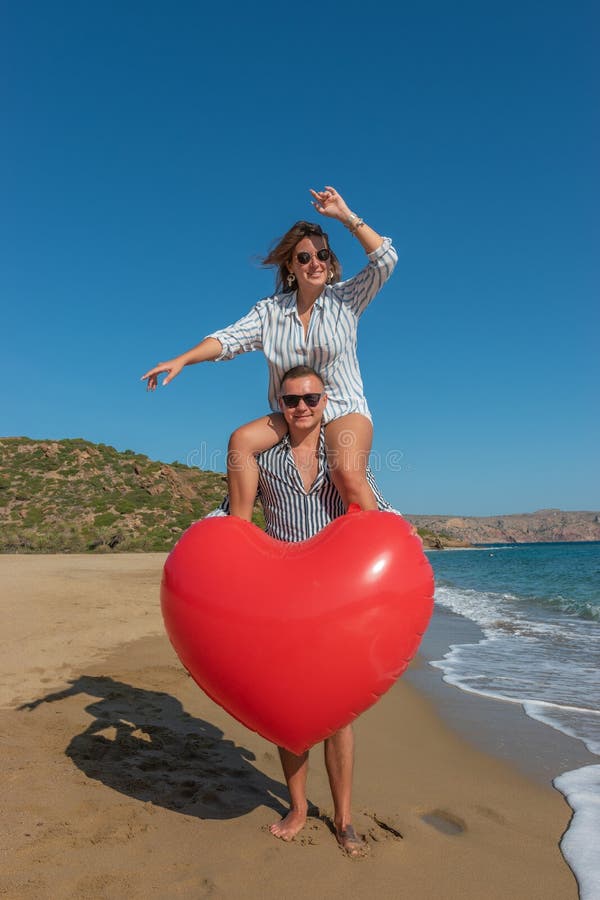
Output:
[228, 415, 286, 455]
[228, 423, 255, 454]
[227, 425, 259, 473]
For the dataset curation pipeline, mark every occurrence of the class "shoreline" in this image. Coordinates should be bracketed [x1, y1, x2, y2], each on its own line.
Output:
[424, 539, 600, 551]
[0, 554, 580, 899]
[407, 604, 598, 785]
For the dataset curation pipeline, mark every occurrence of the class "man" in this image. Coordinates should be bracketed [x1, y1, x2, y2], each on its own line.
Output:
[208, 365, 403, 856]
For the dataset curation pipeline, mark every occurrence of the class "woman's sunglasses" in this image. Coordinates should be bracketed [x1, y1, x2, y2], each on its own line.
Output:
[280, 393, 324, 409]
[295, 249, 331, 265]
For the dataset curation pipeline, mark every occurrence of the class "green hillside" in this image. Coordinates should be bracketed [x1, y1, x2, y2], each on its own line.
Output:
[0, 437, 262, 552]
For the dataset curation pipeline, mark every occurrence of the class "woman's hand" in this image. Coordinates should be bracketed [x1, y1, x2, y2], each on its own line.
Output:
[311, 185, 385, 254]
[141, 338, 223, 390]
[310, 185, 353, 223]
[141, 358, 185, 391]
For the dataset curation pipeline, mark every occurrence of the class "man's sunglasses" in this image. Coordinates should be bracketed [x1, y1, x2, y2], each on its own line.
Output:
[295, 249, 331, 265]
[280, 393, 324, 409]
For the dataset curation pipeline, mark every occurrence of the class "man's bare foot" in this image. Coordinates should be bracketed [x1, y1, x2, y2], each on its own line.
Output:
[335, 824, 369, 858]
[269, 809, 307, 842]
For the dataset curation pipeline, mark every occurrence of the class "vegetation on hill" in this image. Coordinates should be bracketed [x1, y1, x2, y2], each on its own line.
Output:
[0, 437, 266, 552]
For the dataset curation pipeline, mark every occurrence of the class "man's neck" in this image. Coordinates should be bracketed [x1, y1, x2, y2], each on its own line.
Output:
[288, 421, 322, 452]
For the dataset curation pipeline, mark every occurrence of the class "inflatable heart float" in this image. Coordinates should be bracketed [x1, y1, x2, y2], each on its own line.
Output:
[161, 508, 434, 754]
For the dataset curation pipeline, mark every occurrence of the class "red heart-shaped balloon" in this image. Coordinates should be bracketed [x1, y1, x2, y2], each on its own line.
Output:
[161, 509, 434, 754]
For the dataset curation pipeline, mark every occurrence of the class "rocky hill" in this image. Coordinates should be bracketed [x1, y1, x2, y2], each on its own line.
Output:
[0, 437, 241, 552]
[407, 510, 600, 545]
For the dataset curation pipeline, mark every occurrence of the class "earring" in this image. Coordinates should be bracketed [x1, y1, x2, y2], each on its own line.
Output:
[287, 273, 296, 288]
[327, 270, 334, 283]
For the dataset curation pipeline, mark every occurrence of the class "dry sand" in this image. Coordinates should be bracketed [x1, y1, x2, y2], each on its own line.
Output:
[0, 554, 579, 899]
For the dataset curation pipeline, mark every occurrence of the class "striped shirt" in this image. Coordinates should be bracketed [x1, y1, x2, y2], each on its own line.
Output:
[207, 237, 397, 424]
[206, 429, 401, 542]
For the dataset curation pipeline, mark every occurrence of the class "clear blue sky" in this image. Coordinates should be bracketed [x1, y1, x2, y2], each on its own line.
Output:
[2, 1, 598, 516]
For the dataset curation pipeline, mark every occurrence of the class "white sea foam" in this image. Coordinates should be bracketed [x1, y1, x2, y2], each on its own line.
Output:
[553, 765, 600, 900]
[524, 702, 600, 757]
[427, 544, 519, 553]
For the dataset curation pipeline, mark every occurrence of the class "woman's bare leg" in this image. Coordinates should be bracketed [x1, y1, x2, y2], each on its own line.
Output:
[324, 414, 377, 511]
[227, 413, 287, 520]
[269, 747, 309, 841]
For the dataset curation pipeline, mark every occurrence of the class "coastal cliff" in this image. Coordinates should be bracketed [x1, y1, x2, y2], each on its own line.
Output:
[406, 510, 600, 545]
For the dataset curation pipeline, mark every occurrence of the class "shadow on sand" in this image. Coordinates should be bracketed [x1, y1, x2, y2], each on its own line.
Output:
[20, 675, 293, 820]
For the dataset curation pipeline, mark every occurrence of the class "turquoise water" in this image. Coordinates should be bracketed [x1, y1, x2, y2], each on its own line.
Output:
[430, 541, 600, 619]
[426, 541, 600, 900]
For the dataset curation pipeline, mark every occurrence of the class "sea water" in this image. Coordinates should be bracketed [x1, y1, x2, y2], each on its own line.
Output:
[426, 541, 600, 900]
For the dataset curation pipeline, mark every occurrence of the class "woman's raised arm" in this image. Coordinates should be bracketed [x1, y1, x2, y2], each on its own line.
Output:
[310, 185, 384, 254]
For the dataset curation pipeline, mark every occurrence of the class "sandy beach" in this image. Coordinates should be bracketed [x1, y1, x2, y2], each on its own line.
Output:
[0, 554, 580, 899]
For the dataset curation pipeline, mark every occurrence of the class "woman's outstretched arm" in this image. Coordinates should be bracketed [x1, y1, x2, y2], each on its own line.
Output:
[141, 336, 223, 390]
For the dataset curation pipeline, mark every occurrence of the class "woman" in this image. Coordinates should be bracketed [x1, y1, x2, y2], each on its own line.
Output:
[142, 186, 397, 520]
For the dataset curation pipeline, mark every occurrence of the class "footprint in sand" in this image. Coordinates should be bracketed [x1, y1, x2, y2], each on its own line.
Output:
[474, 804, 507, 825]
[420, 809, 465, 835]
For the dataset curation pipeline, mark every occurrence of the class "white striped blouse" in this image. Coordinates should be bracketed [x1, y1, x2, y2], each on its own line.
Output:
[206, 430, 401, 542]
[207, 237, 398, 424]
